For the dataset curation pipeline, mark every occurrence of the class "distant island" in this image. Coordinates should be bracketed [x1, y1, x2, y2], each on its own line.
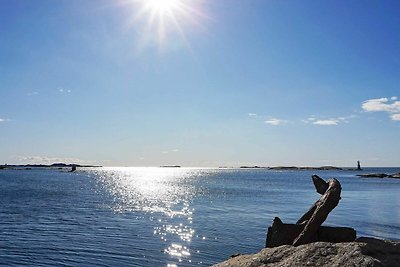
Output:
[268, 166, 343, 171]
[234, 166, 343, 170]
[235, 161, 365, 171]
[160, 165, 181, 168]
[357, 173, 400, 179]
[0, 163, 102, 170]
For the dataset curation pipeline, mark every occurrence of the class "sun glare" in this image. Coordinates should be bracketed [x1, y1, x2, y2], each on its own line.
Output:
[124, 0, 208, 51]
[145, 0, 182, 14]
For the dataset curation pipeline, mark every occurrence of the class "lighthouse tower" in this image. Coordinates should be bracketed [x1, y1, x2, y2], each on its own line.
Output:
[357, 161, 362, 170]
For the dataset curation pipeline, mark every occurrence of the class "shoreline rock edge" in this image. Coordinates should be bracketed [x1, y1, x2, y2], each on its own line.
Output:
[212, 237, 400, 267]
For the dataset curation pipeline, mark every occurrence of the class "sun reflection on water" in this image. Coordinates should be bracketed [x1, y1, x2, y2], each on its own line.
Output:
[155, 222, 195, 242]
[89, 167, 204, 266]
[90, 167, 198, 211]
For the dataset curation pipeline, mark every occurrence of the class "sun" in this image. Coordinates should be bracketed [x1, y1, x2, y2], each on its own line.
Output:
[123, 0, 207, 51]
[144, 0, 182, 15]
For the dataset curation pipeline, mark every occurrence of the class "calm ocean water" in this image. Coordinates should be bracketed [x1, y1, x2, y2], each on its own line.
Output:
[1, 167, 399, 266]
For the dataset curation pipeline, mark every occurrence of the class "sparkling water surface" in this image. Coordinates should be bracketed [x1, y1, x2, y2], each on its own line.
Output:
[1, 167, 400, 266]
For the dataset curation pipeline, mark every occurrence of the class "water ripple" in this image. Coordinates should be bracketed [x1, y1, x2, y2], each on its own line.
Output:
[87, 167, 204, 266]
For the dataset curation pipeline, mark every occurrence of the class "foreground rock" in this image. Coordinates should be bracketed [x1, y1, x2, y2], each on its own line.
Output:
[213, 237, 400, 267]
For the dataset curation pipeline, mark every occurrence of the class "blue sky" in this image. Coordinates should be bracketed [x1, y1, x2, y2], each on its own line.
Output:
[1, 0, 399, 167]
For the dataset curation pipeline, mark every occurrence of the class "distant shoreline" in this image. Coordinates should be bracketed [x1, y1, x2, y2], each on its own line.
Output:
[0, 163, 102, 170]
[221, 165, 357, 171]
[1, 164, 399, 171]
[240, 166, 344, 171]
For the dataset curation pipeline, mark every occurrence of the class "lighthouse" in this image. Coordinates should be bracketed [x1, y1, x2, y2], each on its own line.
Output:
[357, 161, 362, 170]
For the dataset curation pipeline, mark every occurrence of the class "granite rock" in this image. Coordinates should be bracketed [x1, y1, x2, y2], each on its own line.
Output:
[213, 237, 400, 267]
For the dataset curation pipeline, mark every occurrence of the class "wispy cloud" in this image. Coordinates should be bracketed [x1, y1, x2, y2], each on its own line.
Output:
[248, 113, 287, 125]
[161, 149, 179, 154]
[391, 113, 400, 121]
[302, 117, 316, 124]
[264, 118, 287, 126]
[362, 97, 400, 121]
[303, 115, 353, 126]
[58, 88, 72, 93]
[313, 119, 339, 126]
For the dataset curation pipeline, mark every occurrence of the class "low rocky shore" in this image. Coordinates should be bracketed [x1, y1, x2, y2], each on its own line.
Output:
[213, 237, 400, 267]
[0, 163, 101, 170]
[236, 166, 344, 170]
[268, 166, 343, 171]
[357, 173, 400, 179]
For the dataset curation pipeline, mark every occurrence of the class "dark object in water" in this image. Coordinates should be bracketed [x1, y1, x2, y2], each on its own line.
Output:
[266, 175, 356, 247]
[357, 160, 362, 170]
[357, 173, 388, 178]
[357, 173, 400, 179]
[160, 165, 181, 168]
[70, 165, 77, 172]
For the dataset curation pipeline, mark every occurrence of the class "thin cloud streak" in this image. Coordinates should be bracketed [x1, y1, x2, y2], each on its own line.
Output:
[390, 113, 400, 121]
[303, 115, 355, 126]
[248, 113, 257, 117]
[313, 119, 339, 126]
[161, 149, 179, 154]
[264, 118, 287, 126]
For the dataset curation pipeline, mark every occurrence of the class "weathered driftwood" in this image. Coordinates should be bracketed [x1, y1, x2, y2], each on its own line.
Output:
[312, 174, 329, 195]
[266, 217, 304, 248]
[297, 175, 339, 224]
[266, 217, 356, 247]
[266, 175, 356, 248]
[293, 176, 342, 246]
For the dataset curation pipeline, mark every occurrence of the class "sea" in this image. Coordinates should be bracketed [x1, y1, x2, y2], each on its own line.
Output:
[1, 167, 399, 266]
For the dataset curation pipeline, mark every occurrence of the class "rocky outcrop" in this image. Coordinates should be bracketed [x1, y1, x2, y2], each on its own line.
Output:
[357, 173, 400, 179]
[0, 163, 102, 170]
[213, 237, 400, 267]
[357, 173, 389, 178]
[268, 166, 343, 171]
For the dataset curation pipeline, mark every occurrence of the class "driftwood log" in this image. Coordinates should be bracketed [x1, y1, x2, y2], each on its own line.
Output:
[266, 175, 356, 247]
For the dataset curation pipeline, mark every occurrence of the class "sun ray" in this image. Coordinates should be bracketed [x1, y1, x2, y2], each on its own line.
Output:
[120, 0, 208, 52]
